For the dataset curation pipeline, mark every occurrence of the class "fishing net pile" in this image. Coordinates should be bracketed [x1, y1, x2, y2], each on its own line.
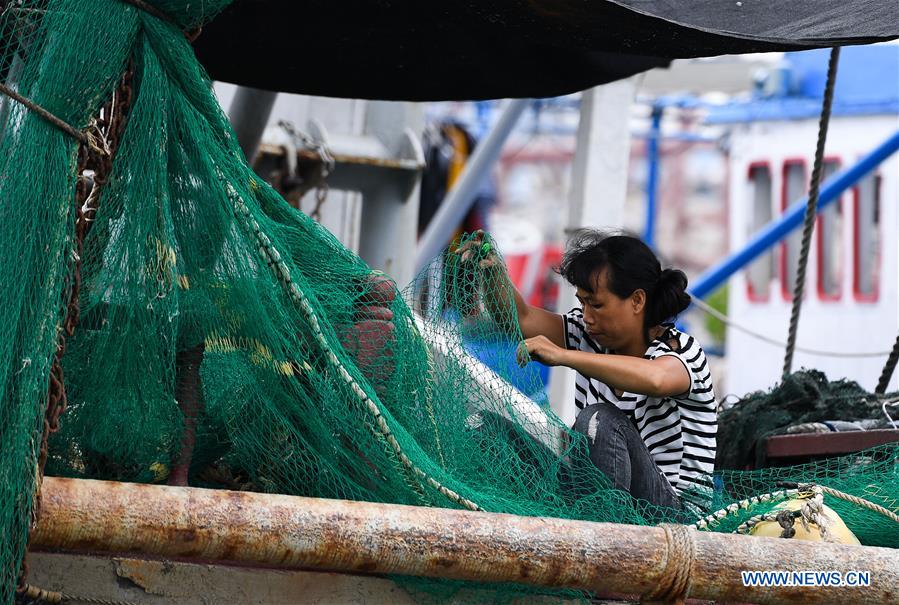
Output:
[0, 2, 896, 603]
[716, 370, 897, 470]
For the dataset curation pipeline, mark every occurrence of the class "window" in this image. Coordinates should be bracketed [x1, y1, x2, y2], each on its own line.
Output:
[747, 163, 773, 301]
[816, 159, 843, 300]
[854, 174, 881, 301]
[781, 160, 807, 299]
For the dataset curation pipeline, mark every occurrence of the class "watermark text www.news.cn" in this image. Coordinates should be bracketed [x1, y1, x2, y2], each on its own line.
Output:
[741, 570, 871, 588]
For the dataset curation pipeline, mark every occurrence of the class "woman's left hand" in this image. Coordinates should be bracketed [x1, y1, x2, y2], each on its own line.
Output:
[518, 335, 568, 367]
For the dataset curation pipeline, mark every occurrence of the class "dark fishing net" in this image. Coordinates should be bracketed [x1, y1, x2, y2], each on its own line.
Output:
[717, 369, 895, 470]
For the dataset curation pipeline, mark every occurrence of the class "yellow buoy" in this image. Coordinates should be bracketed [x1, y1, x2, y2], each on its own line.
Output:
[749, 498, 861, 545]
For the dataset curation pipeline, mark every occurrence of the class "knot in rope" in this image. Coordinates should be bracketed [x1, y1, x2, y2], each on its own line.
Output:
[642, 524, 695, 604]
[798, 493, 832, 540]
[775, 509, 797, 539]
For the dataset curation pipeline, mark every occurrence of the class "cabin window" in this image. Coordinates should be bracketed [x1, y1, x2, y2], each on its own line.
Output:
[854, 174, 881, 301]
[816, 159, 843, 300]
[746, 163, 773, 301]
[781, 160, 807, 299]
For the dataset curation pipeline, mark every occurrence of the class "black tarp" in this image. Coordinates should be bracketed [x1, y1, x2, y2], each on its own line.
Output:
[193, 0, 899, 101]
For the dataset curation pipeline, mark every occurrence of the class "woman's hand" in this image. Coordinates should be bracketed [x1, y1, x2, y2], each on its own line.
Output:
[518, 335, 569, 367]
[453, 229, 502, 272]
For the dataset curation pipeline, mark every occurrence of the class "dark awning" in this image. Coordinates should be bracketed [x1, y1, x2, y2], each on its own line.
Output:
[192, 0, 899, 101]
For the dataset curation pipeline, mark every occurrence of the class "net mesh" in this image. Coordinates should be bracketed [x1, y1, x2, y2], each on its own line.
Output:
[0, 2, 896, 603]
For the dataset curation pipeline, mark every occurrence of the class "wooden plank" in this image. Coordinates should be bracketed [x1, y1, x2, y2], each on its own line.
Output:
[765, 429, 899, 460]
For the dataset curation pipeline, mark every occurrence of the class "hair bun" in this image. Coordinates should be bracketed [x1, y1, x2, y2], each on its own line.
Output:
[658, 268, 688, 291]
[653, 268, 691, 321]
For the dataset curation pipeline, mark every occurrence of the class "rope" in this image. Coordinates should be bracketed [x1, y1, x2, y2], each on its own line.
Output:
[690, 297, 892, 358]
[60, 594, 141, 605]
[782, 47, 841, 379]
[693, 487, 804, 531]
[0, 83, 87, 144]
[19, 585, 141, 605]
[232, 194, 482, 512]
[797, 493, 831, 539]
[642, 524, 695, 604]
[875, 333, 899, 393]
[734, 492, 835, 540]
[20, 584, 62, 604]
[818, 485, 899, 525]
[738, 508, 802, 538]
[697, 483, 899, 538]
[884, 399, 899, 429]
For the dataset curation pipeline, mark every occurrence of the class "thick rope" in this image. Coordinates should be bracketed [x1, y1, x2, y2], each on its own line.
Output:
[818, 485, 899, 524]
[782, 47, 841, 379]
[0, 83, 88, 144]
[60, 594, 141, 605]
[734, 493, 833, 540]
[875, 333, 899, 394]
[642, 524, 695, 604]
[19, 584, 141, 605]
[232, 193, 482, 512]
[697, 483, 899, 537]
[692, 487, 804, 531]
[798, 495, 831, 539]
[731, 489, 823, 537]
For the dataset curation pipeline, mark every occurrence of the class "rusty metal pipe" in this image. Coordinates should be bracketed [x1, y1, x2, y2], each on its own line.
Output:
[33, 478, 899, 604]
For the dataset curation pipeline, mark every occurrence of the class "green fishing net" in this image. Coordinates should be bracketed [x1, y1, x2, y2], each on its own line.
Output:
[0, 2, 896, 604]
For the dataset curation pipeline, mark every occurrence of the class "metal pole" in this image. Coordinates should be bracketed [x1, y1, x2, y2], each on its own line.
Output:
[228, 86, 278, 163]
[643, 104, 663, 247]
[357, 101, 424, 288]
[414, 98, 530, 274]
[550, 81, 635, 427]
[691, 129, 899, 299]
[32, 477, 899, 605]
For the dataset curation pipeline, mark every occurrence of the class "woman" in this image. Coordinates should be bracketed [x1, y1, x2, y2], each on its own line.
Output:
[458, 229, 716, 511]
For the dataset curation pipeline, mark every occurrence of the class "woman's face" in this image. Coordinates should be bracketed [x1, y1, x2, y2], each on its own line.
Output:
[575, 268, 646, 353]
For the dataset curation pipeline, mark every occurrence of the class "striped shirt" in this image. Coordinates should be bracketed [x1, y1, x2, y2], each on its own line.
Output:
[563, 308, 717, 505]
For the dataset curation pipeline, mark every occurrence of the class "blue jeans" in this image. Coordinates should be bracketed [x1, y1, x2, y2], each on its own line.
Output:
[573, 403, 681, 510]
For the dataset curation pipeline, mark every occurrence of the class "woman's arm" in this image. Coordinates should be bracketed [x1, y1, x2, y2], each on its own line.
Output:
[456, 234, 565, 347]
[521, 335, 691, 397]
[509, 284, 565, 345]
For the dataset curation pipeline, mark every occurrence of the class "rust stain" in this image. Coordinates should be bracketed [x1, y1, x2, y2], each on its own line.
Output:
[257, 144, 421, 170]
[173, 528, 198, 543]
[114, 559, 153, 592]
[355, 560, 379, 573]
[430, 557, 456, 569]
[31, 478, 899, 605]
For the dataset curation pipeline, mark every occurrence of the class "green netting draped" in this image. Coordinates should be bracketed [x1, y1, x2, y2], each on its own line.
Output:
[0, 2, 896, 603]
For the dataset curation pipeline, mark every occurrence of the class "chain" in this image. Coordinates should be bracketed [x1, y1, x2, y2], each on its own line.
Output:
[37, 60, 134, 487]
[277, 120, 334, 222]
[309, 182, 329, 223]
[17, 61, 135, 600]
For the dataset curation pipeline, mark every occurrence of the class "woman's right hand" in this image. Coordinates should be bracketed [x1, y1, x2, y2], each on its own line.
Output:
[453, 230, 503, 272]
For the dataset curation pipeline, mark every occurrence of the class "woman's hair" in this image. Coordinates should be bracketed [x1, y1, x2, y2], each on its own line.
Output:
[557, 229, 691, 340]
